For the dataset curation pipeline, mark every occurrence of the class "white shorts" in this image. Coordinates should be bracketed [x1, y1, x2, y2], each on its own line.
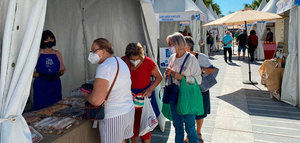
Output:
[99, 108, 135, 143]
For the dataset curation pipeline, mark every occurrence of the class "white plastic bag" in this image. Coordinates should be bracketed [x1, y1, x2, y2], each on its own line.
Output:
[139, 97, 158, 136]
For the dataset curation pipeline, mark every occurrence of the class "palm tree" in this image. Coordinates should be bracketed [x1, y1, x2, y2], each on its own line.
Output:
[244, 0, 270, 10]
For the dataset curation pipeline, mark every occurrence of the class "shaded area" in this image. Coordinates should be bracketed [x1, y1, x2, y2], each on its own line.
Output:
[151, 121, 172, 143]
[217, 88, 300, 120]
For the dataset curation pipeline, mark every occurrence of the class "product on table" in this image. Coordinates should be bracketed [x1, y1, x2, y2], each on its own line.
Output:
[25, 116, 43, 125]
[53, 107, 85, 119]
[58, 96, 85, 108]
[37, 104, 70, 116]
[29, 126, 43, 143]
[33, 117, 79, 135]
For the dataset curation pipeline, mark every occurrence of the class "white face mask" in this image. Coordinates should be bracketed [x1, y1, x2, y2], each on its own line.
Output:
[130, 59, 141, 67]
[169, 46, 176, 53]
[88, 52, 100, 64]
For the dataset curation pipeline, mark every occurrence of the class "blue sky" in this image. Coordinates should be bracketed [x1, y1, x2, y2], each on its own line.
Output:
[214, 0, 253, 15]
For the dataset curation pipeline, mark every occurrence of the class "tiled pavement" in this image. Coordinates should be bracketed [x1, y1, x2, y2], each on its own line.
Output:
[152, 46, 300, 143]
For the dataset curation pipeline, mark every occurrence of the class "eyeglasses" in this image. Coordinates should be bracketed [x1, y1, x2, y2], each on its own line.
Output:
[90, 49, 100, 53]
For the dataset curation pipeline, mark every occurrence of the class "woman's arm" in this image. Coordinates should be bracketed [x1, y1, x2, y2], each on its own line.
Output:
[202, 67, 215, 74]
[56, 50, 66, 75]
[143, 67, 163, 97]
[85, 78, 109, 106]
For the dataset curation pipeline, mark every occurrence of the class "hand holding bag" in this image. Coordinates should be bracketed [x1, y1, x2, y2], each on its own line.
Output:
[139, 97, 158, 136]
[162, 53, 190, 104]
[84, 57, 119, 120]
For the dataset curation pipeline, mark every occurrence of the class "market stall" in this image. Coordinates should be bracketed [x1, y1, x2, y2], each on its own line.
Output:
[277, 0, 300, 107]
[0, 0, 159, 142]
[195, 0, 217, 55]
[22, 87, 100, 143]
[154, 0, 207, 68]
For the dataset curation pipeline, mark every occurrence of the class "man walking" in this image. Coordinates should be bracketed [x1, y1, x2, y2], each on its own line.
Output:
[237, 30, 248, 60]
[222, 31, 233, 63]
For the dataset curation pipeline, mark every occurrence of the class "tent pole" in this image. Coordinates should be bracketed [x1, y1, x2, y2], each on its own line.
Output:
[243, 21, 258, 85]
[233, 25, 235, 55]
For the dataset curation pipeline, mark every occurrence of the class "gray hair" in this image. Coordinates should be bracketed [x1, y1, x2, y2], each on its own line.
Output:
[184, 36, 194, 51]
[167, 32, 186, 49]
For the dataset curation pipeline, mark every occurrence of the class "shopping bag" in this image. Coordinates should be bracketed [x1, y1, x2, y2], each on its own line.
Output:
[139, 98, 158, 136]
[177, 77, 204, 116]
[161, 103, 173, 121]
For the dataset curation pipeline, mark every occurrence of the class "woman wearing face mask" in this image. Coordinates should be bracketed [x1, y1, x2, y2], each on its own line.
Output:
[165, 32, 202, 143]
[121, 43, 163, 143]
[33, 30, 66, 110]
[85, 38, 134, 143]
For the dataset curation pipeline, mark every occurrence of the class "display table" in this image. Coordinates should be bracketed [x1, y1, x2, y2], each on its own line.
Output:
[41, 121, 100, 143]
[263, 44, 277, 59]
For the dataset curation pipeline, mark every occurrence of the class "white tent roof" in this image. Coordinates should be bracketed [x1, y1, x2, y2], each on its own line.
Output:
[195, 0, 216, 22]
[208, 4, 218, 19]
[153, 0, 207, 22]
[257, 0, 267, 11]
[154, 0, 202, 14]
[262, 0, 279, 13]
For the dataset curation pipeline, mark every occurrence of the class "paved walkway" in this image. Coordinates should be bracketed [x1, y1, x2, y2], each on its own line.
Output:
[152, 47, 300, 143]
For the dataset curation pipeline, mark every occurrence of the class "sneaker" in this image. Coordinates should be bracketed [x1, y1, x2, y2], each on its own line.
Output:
[229, 60, 233, 63]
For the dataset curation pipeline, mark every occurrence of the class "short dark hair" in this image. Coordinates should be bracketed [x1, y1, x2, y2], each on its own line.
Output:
[41, 30, 56, 47]
[250, 30, 256, 35]
[93, 38, 114, 55]
[184, 36, 194, 51]
[125, 43, 145, 59]
[267, 28, 271, 31]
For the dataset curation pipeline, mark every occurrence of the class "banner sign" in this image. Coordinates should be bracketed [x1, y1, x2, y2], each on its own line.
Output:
[276, 0, 296, 14]
[159, 47, 173, 68]
[159, 13, 206, 22]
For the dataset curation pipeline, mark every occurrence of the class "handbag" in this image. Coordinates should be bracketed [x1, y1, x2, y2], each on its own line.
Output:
[162, 53, 190, 104]
[83, 56, 119, 120]
[200, 73, 217, 92]
[177, 77, 204, 116]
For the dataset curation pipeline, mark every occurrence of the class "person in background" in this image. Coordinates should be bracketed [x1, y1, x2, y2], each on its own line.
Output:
[165, 32, 201, 143]
[84, 38, 134, 143]
[222, 31, 233, 63]
[248, 30, 258, 62]
[33, 30, 66, 110]
[121, 43, 163, 143]
[266, 28, 274, 42]
[206, 33, 213, 56]
[237, 30, 248, 60]
[184, 36, 215, 143]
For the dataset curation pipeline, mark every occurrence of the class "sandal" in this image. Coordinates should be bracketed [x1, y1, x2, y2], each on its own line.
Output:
[198, 133, 204, 143]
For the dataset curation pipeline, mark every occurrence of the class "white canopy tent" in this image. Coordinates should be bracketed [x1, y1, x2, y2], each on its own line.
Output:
[195, 0, 217, 55]
[279, 0, 300, 107]
[257, 0, 268, 11]
[253, 0, 269, 60]
[195, 0, 216, 22]
[0, 0, 158, 142]
[154, 0, 207, 52]
[207, 4, 220, 52]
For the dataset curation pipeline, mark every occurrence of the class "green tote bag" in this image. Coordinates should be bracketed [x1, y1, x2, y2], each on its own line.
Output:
[177, 76, 204, 116]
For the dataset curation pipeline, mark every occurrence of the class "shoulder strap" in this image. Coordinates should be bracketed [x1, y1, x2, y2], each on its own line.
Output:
[195, 53, 199, 59]
[104, 56, 119, 102]
[179, 53, 190, 74]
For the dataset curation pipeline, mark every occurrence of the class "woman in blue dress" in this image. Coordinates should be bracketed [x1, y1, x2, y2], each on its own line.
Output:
[33, 30, 66, 110]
